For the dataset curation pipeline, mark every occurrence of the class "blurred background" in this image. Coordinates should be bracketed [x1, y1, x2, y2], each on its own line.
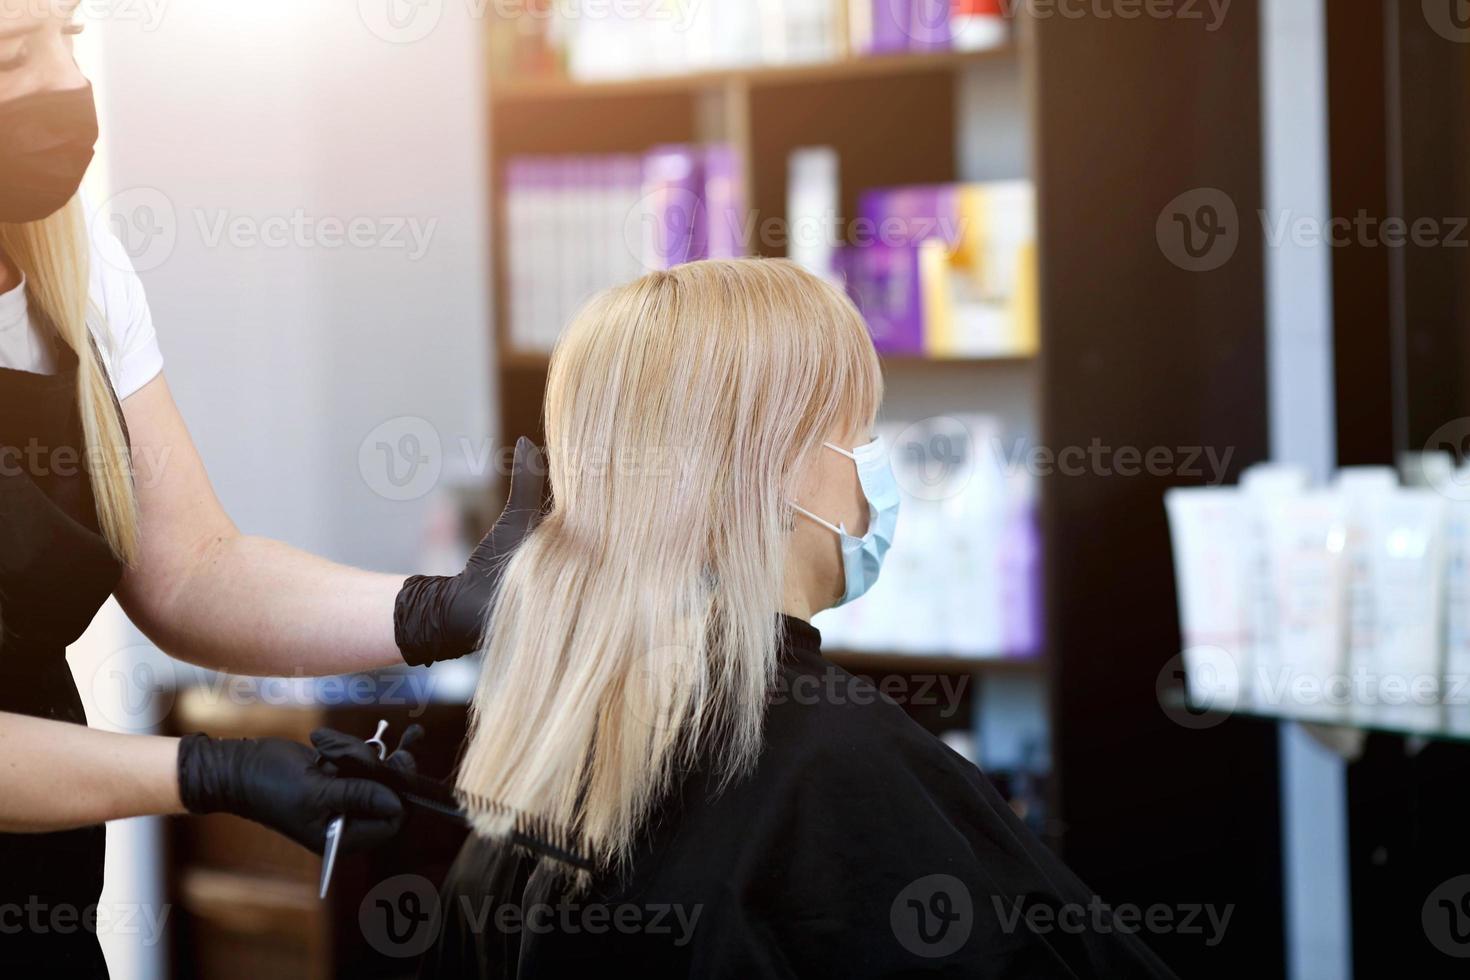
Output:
[60, 0, 1470, 977]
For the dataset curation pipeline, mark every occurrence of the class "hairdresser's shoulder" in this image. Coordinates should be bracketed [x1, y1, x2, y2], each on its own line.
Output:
[84, 208, 163, 399]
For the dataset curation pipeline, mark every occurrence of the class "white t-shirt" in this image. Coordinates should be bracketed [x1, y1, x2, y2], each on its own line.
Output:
[0, 225, 164, 400]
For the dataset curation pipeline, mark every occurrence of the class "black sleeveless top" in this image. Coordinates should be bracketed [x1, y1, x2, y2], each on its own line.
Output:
[0, 339, 126, 978]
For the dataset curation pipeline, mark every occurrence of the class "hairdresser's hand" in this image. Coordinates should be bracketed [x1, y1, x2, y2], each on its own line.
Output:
[309, 724, 422, 778]
[394, 435, 548, 667]
[176, 733, 407, 854]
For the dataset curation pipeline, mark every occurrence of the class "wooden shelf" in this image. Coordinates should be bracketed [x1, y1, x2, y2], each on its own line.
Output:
[490, 47, 1017, 105]
[486, 41, 1020, 449]
[1160, 689, 1470, 744]
[499, 349, 555, 371]
[827, 650, 1047, 674]
[881, 351, 1037, 367]
[500, 348, 1035, 372]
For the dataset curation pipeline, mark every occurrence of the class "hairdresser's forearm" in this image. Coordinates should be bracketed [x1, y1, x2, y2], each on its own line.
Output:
[0, 713, 183, 832]
[117, 375, 408, 677]
[122, 532, 406, 677]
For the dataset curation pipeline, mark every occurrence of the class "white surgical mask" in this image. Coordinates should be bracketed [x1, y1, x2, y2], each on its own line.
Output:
[791, 436, 900, 607]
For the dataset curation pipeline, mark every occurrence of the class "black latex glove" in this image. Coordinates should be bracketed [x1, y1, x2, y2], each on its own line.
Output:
[394, 435, 547, 667]
[310, 723, 422, 777]
[176, 726, 421, 854]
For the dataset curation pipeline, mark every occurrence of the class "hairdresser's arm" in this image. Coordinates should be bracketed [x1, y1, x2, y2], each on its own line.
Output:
[114, 374, 545, 677]
[0, 712, 182, 832]
[0, 712, 412, 851]
[114, 375, 405, 676]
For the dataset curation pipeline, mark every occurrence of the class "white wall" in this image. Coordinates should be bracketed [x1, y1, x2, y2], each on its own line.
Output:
[68, 5, 492, 977]
[91, 2, 493, 566]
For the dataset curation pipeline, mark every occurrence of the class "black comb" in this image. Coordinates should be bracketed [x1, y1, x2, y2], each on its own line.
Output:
[333, 754, 597, 873]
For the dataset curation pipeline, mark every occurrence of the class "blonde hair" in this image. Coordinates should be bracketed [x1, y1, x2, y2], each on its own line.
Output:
[0, 198, 139, 562]
[458, 258, 882, 873]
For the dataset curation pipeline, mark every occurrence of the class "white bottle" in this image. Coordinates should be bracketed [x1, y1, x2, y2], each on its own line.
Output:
[1444, 466, 1470, 735]
[1333, 467, 1399, 716]
[1236, 463, 1311, 707]
[1261, 489, 1349, 722]
[951, 1, 1009, 52]
[526, 159, 558, 354]
[1165, 487, 1249, 711]
[504, 160, 534, 351]
[787, 147, 841, 283]
[944, 415, 1006, 657]
[1358, 488, 1447, 731]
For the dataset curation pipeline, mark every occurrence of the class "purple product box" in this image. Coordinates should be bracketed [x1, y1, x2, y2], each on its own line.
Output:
[845, 242, 924, 354]
[610, 154, 644, 191]
[1000, 501, 1043, 656]
[703, 144, 746, 260]
[870, 0, 913, 53]
[641, 144, 707, 269]
[505, 155, 551, 194]
[611, 154, 645, 279]
[503, 157, 528, 193]
[908, 0, 954, 51]
[846, 185, 962, 354]
[858, 184, 960, 250]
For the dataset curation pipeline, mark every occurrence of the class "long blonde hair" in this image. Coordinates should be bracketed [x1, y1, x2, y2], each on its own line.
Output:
[458, 258, 882, 872]
[0, 197, 139, 562]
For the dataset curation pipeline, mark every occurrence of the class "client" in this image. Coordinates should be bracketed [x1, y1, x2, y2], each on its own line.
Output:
[420, 259, 1177, 978]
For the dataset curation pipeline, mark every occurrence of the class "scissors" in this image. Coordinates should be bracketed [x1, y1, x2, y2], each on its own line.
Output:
[319, 718, 389, 900]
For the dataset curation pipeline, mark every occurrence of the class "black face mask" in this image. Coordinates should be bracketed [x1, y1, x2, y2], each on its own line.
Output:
[0, 84, 98, 224]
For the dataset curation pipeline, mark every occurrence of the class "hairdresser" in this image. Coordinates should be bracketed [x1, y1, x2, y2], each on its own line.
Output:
[0, 4, 542, 975]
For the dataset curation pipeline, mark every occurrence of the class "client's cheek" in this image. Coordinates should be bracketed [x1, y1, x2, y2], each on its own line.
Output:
[828, 542, 847, 604]
[846, 479, 870, 537]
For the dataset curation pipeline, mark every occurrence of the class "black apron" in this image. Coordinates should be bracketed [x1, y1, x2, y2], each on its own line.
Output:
[420, 617, 1181, 979]
[0, 340, 125, 978]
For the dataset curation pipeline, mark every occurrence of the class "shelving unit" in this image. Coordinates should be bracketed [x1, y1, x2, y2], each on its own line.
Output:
[493, 349, 1035, 373]
[487, 39, 1037, 442]
[483, 11, 1280, 976]
[490, 47, 1017, 104]
[485, 26, 1047, 765]
[1161, 690, 1470, 743]
[828, 649, 1048, 674]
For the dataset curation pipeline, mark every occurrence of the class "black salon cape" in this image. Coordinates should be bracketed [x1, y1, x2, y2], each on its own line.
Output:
[419, 616, 1178, 979]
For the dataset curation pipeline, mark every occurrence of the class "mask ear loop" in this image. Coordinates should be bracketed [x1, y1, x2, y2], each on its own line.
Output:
[790, 502, 845, 537]
[788, 441, 865, 535]
[823, 439, 886, 527]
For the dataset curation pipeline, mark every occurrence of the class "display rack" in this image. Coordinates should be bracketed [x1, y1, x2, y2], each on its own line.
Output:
[487, 42, 1040, 435]
[1160, 689, 1470, 744]
[483, 10, 1283, 974]
[486, 25, 1048, 728]
[489, 47, 1017, 105]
